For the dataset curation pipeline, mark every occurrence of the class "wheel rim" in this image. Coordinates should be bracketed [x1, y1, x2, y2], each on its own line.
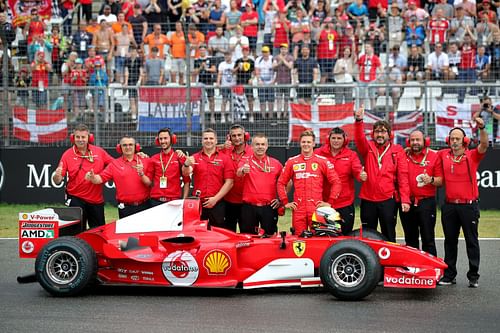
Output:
[45, 250, 79, 285]
[331, 252, 366, 288]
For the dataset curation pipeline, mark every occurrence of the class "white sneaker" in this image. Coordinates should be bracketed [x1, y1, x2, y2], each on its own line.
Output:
[276, 112, 281, 119]
[220, 115, 226, 124]
[227, 114, 233, 123]
[249, 115, 254, 123]
[210, 115, 216, 124]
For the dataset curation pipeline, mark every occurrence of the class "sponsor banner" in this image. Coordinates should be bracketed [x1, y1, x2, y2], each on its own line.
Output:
[383, 267, 439, 289]
[18, 214, 58, 259]
[8, 0, 52, 27]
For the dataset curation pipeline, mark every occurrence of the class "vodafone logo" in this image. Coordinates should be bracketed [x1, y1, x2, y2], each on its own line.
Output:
[21, 241, 35, 254]
[162, 251, 199, 286]
[378, 247, 391, 260]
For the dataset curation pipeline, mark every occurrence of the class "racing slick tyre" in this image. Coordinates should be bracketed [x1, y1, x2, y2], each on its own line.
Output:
[35, 236, 97, 297]
[347, 228, 388, 241]
[320, 240, 381, 301]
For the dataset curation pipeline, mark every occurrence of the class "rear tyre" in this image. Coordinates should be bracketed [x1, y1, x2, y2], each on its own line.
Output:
[320, 240, 381, 301]
[35, 236, 97, 296]
[348, 228, 388, 241]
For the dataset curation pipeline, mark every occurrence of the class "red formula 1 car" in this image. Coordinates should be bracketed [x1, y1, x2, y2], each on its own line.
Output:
[18, 199, 447, 301]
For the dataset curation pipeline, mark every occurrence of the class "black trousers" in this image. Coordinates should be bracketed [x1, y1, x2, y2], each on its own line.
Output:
[441, 202, 480, 281]
[201, 200, 227, 230]
[224, 201, 241, 232]
[400, 198, 437, 256]
[66, 194, 105, 230]
[360, 198, 397, 242]
[336, 204, 355, 235]
[240, 203, 278, 235]
[118, 201, 150, 219]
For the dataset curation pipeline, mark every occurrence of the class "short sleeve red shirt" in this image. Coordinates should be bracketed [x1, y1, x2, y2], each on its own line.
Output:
[238, 154, 283, 205]
[191, 150, 235, 199]
[357, 54, 381, 82]
[147, 150, 187, 200]
[220, 145, 253, 204]
[58, 145, 113, 204]
[241, 11, 259, 37]
[406, 148, 441, 199]
[317, 29, 339, 59]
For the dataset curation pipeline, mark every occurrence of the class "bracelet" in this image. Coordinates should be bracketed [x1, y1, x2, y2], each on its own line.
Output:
[478, 126, 485, 130]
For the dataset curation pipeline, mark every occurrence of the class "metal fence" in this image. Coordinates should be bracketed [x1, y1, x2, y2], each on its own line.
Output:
[1, 81, 499, 148]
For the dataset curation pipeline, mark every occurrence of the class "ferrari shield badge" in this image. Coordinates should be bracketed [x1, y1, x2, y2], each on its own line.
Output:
[293, 241, 306, 257]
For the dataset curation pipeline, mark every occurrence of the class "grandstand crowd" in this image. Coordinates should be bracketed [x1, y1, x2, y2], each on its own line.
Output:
[0, 0, 499, 124]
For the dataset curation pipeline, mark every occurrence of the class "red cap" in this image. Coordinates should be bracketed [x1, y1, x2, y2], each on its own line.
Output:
[242, 45, 250, 50]
[303, 28, 311, 33]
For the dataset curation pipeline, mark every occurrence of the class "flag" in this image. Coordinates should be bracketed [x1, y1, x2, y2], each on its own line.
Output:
[13, 107, 67, 143]
[288, 100, 423, 143]
[8, 0, 52, 27]
[138, 87, 203, 132]
[232, 85, 248, 121]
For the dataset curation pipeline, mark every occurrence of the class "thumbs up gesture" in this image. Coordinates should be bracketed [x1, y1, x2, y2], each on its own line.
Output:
[359, 166, 367, 182]
[354, 104, 365, 121]
[242, 162, 250, 174]
[85, 169, 95, 181]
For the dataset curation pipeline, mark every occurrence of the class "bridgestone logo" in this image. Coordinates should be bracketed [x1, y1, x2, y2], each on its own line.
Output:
[21, 222, 55, 228]
[385, 276, 434, 286]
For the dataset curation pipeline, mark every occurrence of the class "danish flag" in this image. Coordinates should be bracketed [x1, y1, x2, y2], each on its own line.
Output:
[13, 107, 67, 143]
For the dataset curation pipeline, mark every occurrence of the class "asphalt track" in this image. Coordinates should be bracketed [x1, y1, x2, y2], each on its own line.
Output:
[1, 239, 499, 333]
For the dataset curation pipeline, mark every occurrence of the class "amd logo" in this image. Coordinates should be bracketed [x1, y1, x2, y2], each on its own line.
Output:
[26, 164, 115, 189]
[476, 170, 500, 188]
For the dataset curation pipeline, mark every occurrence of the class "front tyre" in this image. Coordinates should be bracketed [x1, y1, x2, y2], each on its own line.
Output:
[320, 240, 381, 301]
[35, 236, 97, 296]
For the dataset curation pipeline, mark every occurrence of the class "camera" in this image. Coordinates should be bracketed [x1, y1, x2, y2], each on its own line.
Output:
[482, 103, 490, 109]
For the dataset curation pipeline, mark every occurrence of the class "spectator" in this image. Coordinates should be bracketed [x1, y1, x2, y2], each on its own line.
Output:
[255, 46, 275, 120]
[338, 24, 359, 56]
[488, 31, 500, 90]
[293, 27, 317, 59]
[460, 0, 477, 19]
[194, 45, 217, 123]
[450, 4, 475, 43]
[426, 42, 449, 81]
[183, 128, 235, 229]
[229, 25, 249, 62]
[388, 44, 408, 81]
[53, 124, 113, 229]
[236, 133, 283, 235]
[143, 23, 169, 58]
[129, 4, 148, 47]
[479, 0, 498, 24]
[309, 0, 329, 21]
[85, 46, 105, 75]
[167, 0, 184, 31]
[146, 128, 189, 207]
[59, 0, 75, 36]
[447, 41, 461, 85]
[363, 22, 384, 56]
[431, 0, 454, 20]
[378, 61, 403, 112]
[111, 12, 133, 34]
[293, 44, 319, 104]
[98, 5, 118, 23]
[403, 0, 429, 24]
[316, 17, 339, 84]
[15, 67, 31, 107]
[144, 0, 163, 31]
[233, 45, 255, 122]
[427, 8, 450, 50]
[208, 0, 226, 34]
[192, 0, 210, 35]
[93, 20, 115, 80]
[87, 136, 151, 219]
[262, 0, 279, 50]
[69, 58, 88, 122]
[406, 44, 426, 84]
[290, 7, 310, 52]
[333, 46, 356, 105]
[216, 51, 236, 123]
[28, 33, 52, 63]
[405, 15, 426, 50]
[24, 8, 46, 44]
[0, 12, 15, 48]
[476, 10, 499, 46]
[187, 23, 206, 73]
[114, 23, 135, 84]
[168, 21, 187, 85]
[124, 45, 144, 120]
[31, 51, 52, 108]
[277, 130, 341, 236]
[183, 5, 201, 26]
[353, 106, 411, 242]
[472, 96, 500, 144]
[314, 127, 365, 235]
[72, 22, 94, 60]
[88, 60, 109, 113]
[310, 17, 322, 43]
[475, 45, 491, 92]
[346, 0, 369, 29]
[61, 52, 79, 114]
[272, 9, 291, 56]
[121, 0, 136, 21]
[144, 46, 165, 85]
[388, 2, 404, 49]
[436, 119, 489, 288]
[226, 0, 242, 36]
[80, 0, 94, 23]
[367, 0, 387, 22]
[241, 3, 259, 53]
[273, 43, 293, 119]
[86, 16, 101, 36]
[99, 0, 122, 16]
[458, 36, 476, 100]
[208, 26, 229, 58]
[357, 43, 382, 111]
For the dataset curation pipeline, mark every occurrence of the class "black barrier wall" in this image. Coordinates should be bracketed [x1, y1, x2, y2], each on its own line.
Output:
[0, 147, 499, 209]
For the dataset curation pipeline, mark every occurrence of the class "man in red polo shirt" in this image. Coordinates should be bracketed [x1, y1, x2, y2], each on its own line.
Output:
[236, 133, 283, 235]
[53, 124, 113, 230]
[400, 130, 443, 256]
[436, 118, 488, 288]
[277, 130, 342, 236]
[357, 43, 382, 111]
[87, 136, 151, 219]
[428, 8, 449, 50]
[314, 127, 366, 235]
[183, 128, 234, 229]
[145, 128, 190, 207]
[354, 105, 411, 242]
[219, 124, 253, 232]
[317, 17, 339, 84]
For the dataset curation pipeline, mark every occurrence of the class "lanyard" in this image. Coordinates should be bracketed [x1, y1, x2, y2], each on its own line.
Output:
[251, 155, 270, 173]
[231, 148, 246, 163]
[159, 150, 175, 177]
[376, 144, 391, 169]
[407, 148, 428, 167]
[451, 153, 465, 174]
[73, 145, 94, 163]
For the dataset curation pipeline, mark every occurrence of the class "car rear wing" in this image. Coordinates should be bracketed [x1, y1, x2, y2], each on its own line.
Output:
[19, 207, 83, 258]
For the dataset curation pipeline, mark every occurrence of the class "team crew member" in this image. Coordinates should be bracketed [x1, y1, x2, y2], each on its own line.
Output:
[86, 136, 151, 219]
[183, 128, 234, 229]
[436, 119, 488, 288]
[353, 106, 411, 242]
[277, 130, 342, 236]
[236, 133, 283, 235]
[146, 128, 190, 207]
[219, 124, 253, 231]
[53, 124, 113, 230]
[314, 127, 366, 234]
[400, 130, 443, 256]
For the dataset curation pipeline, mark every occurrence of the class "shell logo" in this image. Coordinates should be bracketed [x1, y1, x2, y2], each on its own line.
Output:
[203, 250, 231, 275]
[22, 214, 28, 219]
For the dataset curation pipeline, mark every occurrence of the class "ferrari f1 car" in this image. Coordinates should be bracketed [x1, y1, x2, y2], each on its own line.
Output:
[18, 199, 447, 301]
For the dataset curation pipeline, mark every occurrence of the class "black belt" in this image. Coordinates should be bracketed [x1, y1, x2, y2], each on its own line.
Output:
[410, 196, 434, 206]
[122, 199, 149, 206]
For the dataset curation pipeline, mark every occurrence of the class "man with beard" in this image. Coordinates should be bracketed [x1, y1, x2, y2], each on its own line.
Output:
[400, 130, 442, 256]
[314, 127, 366, 235]
[145, 128, 190, 207]
[436, 118, 489, 288]
[219, 125, 253, 232]
[183, 129, 234, 229]
[354, 105, 411, 242]
[53, 124, 113, 230]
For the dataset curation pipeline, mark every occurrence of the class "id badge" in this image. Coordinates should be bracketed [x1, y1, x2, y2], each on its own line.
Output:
[38, 80, 44, 92]
[159, 176, 167, 189]
[329, 40, 334, 51]
[80, 40, 86, 51]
